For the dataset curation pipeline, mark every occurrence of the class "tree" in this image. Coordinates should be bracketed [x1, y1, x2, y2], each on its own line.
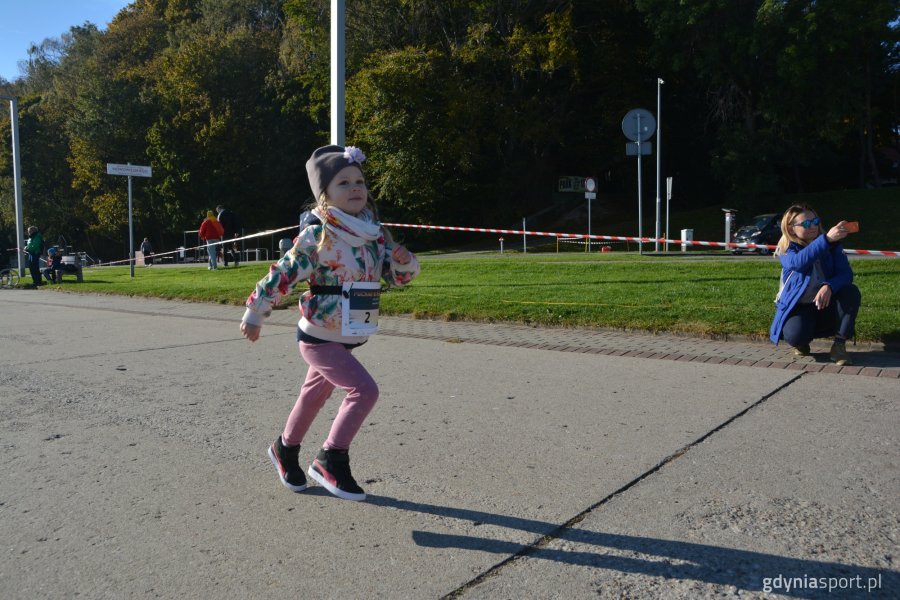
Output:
[348, 2, 592, 228]
[150, 24, 314, 231]
[636, 0, 900, 206]
[4, 0, 896, 258]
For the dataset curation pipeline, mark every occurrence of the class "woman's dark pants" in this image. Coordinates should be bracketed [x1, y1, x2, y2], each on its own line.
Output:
[28, 252, 41, 286]
[781, 284, 861, 347]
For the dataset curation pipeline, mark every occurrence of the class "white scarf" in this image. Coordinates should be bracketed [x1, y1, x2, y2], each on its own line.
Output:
[312, 207, 382, 247]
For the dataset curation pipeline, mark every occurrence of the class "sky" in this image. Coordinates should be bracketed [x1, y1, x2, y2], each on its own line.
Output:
[0, 0, 132, 82]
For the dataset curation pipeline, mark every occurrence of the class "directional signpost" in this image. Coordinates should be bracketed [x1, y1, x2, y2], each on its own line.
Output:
[107, 163, 152, 277]
[584, 176, 597, 252]
[622, 108, 656, 254]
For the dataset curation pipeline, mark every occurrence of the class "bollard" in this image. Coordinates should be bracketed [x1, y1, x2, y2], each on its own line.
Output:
[722, 208, 738, 246]
[680, 229, 693, 252]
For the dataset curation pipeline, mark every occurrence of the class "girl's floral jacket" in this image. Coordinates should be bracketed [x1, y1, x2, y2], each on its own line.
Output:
[242, 208, 419, 344]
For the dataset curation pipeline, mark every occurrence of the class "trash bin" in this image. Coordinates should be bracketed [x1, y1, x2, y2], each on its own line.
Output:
[279, 238, 293, 257]
[177, 247, 185, 262]
[680, 229, 693, 252]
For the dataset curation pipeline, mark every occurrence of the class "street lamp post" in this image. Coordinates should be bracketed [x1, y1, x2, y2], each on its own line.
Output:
[330, 0, 346, 145]
[655, 78, 663, 252]
[0, 95, 25, 276]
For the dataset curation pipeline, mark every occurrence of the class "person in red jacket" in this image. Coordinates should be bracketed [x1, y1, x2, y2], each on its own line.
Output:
[198, 210, 224, 270]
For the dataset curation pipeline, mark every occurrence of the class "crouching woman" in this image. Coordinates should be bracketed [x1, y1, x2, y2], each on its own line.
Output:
[769, 204, 861, 366]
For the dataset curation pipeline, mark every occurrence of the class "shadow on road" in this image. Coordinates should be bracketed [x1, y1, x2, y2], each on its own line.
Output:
[367, 495, 896, 598]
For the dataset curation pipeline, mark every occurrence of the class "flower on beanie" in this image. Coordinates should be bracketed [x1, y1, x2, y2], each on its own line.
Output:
[343, 146, 366, 165]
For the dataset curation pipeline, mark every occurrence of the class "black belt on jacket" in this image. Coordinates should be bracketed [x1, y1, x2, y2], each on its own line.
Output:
[308, 285, 343, 295]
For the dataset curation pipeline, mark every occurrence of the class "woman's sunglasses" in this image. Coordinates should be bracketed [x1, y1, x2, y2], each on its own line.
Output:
[792, 217, 820, 229]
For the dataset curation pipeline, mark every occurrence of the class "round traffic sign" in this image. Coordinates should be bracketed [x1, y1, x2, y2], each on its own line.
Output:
[584, 177, 596, 192]
[622, 109, 656, 142]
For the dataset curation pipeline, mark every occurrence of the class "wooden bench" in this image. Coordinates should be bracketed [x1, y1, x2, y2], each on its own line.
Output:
[55, 255, 83, 283]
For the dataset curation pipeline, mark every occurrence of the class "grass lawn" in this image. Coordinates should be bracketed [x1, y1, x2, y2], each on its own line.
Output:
[34, 252, 900, 343]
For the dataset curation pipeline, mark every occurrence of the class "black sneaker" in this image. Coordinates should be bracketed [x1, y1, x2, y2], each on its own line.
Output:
[268, 436, 307, 492]
[791, 343, 811, 357]
[307, 448, 366, 501]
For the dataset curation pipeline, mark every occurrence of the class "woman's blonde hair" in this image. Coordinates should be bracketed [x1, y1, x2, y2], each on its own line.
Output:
[774, 204, 820, 256]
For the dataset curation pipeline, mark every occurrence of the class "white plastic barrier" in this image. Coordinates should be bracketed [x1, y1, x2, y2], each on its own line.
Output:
[681, 229, 693, 252]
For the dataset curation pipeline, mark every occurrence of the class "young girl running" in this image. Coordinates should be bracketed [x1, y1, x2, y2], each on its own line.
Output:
[240, 145, 419, 501]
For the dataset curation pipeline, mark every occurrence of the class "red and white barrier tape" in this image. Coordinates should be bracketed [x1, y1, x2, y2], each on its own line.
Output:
[89, 225, 298, 267]
[35, 220, 898, 268]
[382, 222, 900, 257]
[558, 238, 615, 246]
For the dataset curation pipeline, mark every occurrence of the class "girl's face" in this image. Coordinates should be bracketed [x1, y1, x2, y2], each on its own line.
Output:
[789, 210, 820, 243]
[325, 166, 367, 215]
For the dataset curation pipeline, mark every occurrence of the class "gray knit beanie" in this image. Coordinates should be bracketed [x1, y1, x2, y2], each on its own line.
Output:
[305, 145, 367, 200]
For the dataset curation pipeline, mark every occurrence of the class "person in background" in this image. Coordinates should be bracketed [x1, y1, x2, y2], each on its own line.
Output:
[769, 204, 861, 366]
[198, 211, 224, 270]
[24, 226, 44, 288]
[140, 237, 154, 266]
[216, 204, 240, 267]
[42, 246, 62, 283]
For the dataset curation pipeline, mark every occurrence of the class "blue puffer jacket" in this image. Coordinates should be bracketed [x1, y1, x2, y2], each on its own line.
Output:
[769, 234, 853, 345]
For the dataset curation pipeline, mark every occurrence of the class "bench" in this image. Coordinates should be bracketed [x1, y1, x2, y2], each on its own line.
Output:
[54, 256, 83, 283]
[244, 248, 268, 262]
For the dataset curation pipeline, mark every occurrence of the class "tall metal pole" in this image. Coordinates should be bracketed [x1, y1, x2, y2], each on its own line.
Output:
[330, 0, 346, 145]
[637, 149, 644, 255]
[127, 168, 134, 278]
[636, 113, 643, 255]
[666, 177, 673, 252]
[587, 197, 591, 253]
[1, 95, 25, 276]
[655, 78, 663, 252]
[522, 218, 527, 254]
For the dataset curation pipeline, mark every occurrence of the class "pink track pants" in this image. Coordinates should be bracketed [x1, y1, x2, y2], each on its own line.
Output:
[281, 341, 379, 450]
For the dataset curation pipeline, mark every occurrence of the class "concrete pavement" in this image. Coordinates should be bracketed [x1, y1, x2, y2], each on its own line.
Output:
[0, 290, 897, 599]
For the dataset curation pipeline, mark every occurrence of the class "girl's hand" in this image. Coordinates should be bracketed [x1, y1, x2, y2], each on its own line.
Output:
[241, 322, 261, 342]
[814, 285, 832, 310]
[826, 221, 850, 243]
[392, 245, 412, 265]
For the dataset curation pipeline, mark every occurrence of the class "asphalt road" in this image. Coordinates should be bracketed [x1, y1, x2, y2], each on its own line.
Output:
[1, 290, 896, 599]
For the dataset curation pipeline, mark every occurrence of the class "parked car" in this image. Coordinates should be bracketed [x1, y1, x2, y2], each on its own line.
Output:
[732, 213, 782, 255]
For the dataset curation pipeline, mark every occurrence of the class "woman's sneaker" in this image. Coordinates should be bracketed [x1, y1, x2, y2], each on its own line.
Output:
[268, 436, 307, 492]
[791, 344, 811, 357]
[307, 448, 366, 501]
[830, 340, 852, 366]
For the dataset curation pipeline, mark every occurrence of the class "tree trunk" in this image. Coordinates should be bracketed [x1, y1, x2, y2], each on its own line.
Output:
[863, 56, 881, 187]
[859, 129, 867, 189]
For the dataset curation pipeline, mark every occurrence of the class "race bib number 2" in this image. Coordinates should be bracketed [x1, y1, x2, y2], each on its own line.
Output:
[341, 281, 381, 336]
